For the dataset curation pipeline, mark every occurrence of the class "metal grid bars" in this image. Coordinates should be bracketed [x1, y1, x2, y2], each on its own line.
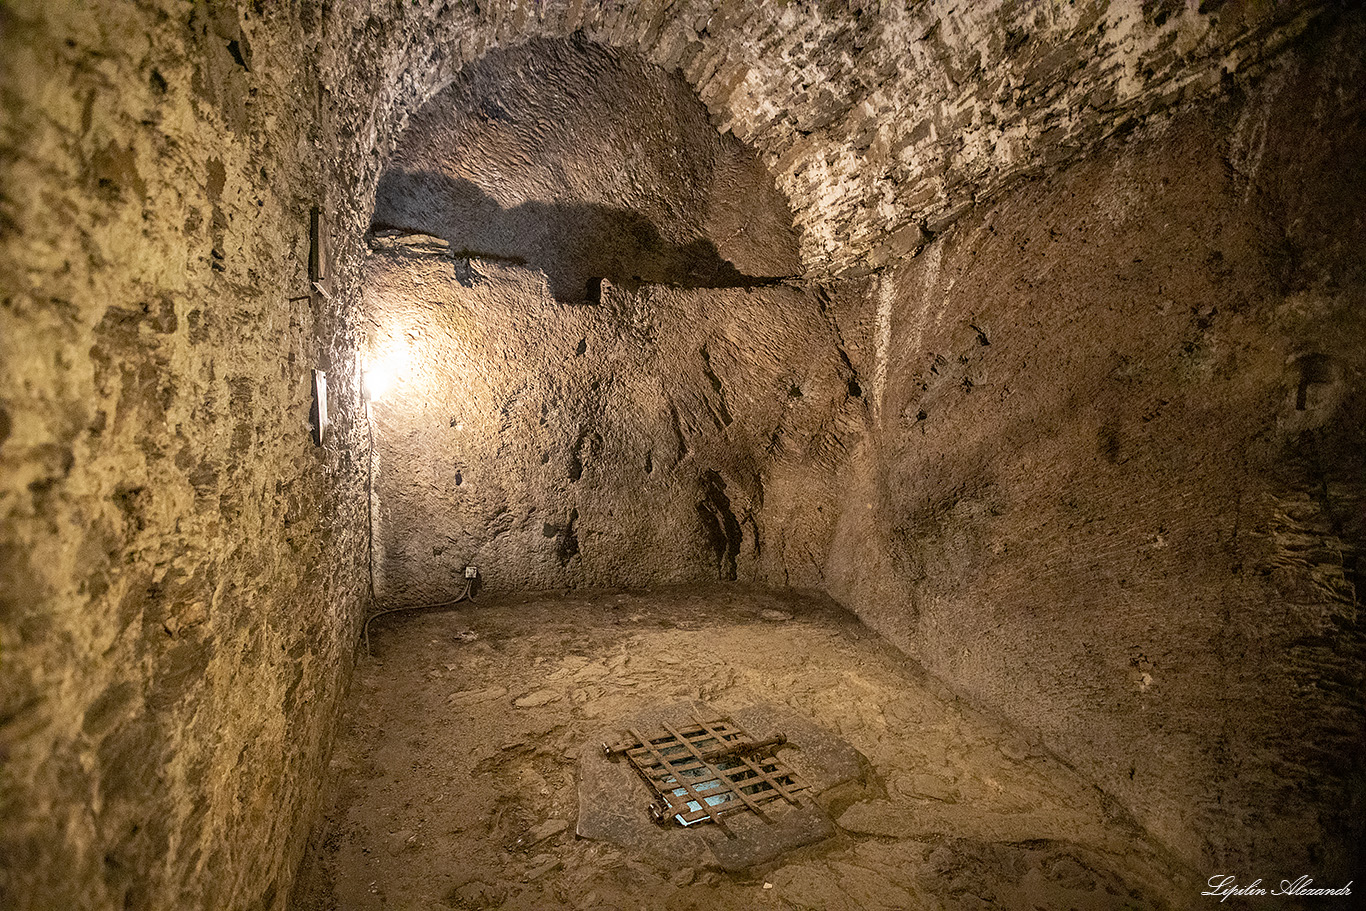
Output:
[603, 716, 807, 835]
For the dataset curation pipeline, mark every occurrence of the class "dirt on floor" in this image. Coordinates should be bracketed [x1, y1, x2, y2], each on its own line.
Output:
[291, 585, 1192, 910]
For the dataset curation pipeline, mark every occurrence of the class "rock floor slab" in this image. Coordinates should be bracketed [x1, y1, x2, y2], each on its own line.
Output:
[292, 585, 1190, 910]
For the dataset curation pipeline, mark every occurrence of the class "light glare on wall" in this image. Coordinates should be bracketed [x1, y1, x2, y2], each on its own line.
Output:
[364, 346, 407, 402]
[365, 359, 397, 402]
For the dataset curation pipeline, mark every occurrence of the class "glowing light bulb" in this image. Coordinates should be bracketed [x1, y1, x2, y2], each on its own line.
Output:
[364, 346, 406, 402]
[365, 362, 396, 402]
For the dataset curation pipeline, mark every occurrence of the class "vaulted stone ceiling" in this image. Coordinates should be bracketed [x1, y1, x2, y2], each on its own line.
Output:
[370, 37, 802, 297]
[319, 0, 1328, 276]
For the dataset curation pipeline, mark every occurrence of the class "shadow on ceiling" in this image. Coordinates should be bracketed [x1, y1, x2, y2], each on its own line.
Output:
[370, 170, 792, 302]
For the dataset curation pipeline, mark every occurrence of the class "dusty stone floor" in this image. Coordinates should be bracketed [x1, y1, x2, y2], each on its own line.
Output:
[292, 586, 1190, 910]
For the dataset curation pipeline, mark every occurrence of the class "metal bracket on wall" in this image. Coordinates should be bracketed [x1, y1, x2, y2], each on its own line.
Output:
[310, 369, 329, 446]
[309, 205, 327, 285]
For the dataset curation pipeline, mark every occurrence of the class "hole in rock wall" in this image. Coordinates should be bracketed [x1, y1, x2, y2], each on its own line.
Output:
[309, 369, 328, 446]
[1293, 352, 1336, 411]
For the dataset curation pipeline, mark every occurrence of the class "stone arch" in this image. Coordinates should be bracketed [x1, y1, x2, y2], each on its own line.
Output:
[358, 34, 852, 603]
[369, 36, 801, 302]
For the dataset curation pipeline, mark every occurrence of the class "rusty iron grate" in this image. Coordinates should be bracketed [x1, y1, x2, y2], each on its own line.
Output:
[603, 716, 808, 835]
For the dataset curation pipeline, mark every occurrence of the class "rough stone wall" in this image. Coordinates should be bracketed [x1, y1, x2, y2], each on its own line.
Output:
[729, 0, 1336, 274]
[825, 10, 1366, 876]
[364, 37, 860, 603]
[0, 3, 373, 909]
[365, 239, 859, 603]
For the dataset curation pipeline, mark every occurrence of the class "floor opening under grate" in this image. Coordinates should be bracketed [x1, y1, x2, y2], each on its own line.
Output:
[605, 716, 806, 832]
[578, 700, 861, 871]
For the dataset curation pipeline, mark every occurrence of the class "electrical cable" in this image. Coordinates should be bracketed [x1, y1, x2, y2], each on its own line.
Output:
[363, 394, 380, 653]
[363, 578, 474, 655]
[361, 378, 477, 657]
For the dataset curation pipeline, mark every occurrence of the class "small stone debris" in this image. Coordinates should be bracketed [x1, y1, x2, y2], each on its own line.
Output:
[386, 829, 417, 855]
[896, 772, 959, 803]
[759, 609, 793, 621]
[447, 686, 508, 705]
[514, 688, 562, 707]
[526, 818, 569, 845]
[999, 736, 1032, 762]
[449, 881, 504, 907]
[837, 801, 923, 838]
[523, 854, 562, 881]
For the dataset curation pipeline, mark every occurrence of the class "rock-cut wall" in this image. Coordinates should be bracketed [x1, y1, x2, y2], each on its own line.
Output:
[364, 241, 861, 602]
[0, 4, 372, 909]
[825, 9, 1366, 878]
[2, 1, 1362, 908]
[363, 40, 862, 602]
